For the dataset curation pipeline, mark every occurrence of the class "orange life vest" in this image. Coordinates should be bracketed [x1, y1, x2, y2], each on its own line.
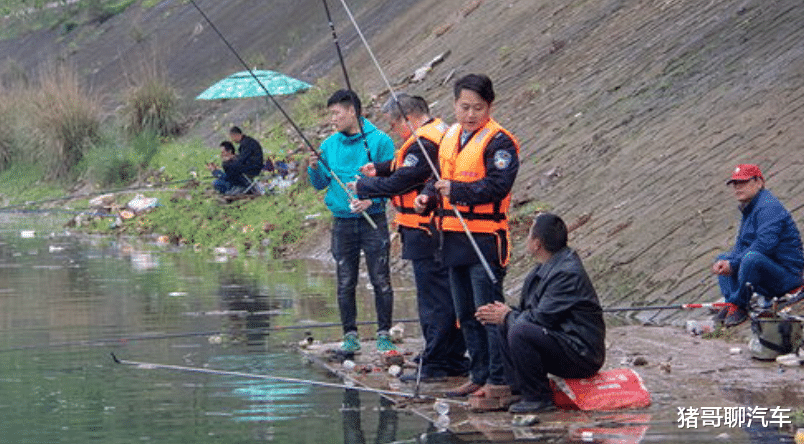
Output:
[391, 118, 448, 230]
[438, 118, 520, 263]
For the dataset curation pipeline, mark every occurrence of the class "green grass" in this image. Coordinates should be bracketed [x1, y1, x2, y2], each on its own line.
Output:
[0, 163, 64, 206]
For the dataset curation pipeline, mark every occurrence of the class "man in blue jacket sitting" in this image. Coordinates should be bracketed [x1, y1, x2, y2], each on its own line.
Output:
[712, 164, 804, 327]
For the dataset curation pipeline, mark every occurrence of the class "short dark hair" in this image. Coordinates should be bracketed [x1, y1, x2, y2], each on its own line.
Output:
[327, 89, 361, 117]
[220, 141, 236, 154]
[229, 126, 242, 135]
[530, 213, 568, 253]
[381, 93, 429, 120]
[453, 74, 495, 104]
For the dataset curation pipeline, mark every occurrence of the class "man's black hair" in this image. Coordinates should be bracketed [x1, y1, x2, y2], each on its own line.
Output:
[327, 89, 362, 118]
[453, 73, 495, 105]
[530, 213, 568, 253]
[220, 141, 236, 154]
[229, 126, 242, 135]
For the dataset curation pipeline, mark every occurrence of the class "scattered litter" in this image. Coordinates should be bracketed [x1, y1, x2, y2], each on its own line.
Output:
[410, 50, 450, 83]
[89, 194, 115, 208]
[48, 245, 65, 253]
[729, 347, 742, 355]
[20, 230, 35, 238]
[389, 323, 405, 343]
[776, 353, 804, 367]
[342, 360, 356, 371]
[127, 194, 159, 213]
[686, 319, 715, 335]
[387, 364, 402, 377]
[168, 291, 187, 297]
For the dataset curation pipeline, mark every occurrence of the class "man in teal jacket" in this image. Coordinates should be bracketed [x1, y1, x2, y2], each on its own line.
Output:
[308, 89, 397, 352]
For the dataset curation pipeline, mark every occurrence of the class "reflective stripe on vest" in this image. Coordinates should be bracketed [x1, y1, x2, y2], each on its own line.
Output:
[438, 118, 520, 235]
[391, 119, 448, 229]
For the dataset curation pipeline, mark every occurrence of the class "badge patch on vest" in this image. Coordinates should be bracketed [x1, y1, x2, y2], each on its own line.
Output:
[494, 150, 512, 170]
[402, 153, 419, 167]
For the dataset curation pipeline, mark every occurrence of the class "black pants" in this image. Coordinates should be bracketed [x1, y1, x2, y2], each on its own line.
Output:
[412, 256, 468, 376]
[499, 318, 600, 402]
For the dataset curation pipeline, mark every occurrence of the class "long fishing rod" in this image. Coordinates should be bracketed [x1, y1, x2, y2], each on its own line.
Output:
[602, 302, 731, 313]
[188, 0, 376, 230]
[110, 353, 467, 404]
[321, 0, 372, 163]
[0, 318, 421, 353]
[336, 0, 498, 283]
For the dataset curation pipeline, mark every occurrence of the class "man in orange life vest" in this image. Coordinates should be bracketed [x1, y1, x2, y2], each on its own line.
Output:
[415, 74, 520, 398]
[353, 94, 469, 380]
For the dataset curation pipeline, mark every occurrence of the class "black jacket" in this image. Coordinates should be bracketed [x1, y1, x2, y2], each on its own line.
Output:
[506, 247, 606, 368]
[230, 135, 264, 178]
[356, 138, 439, 260]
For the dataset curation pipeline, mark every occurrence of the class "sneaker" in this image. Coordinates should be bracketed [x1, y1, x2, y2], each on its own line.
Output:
[724, 305, 748, 327]
[341, 332, 361, 352]
[376, 334, 397, 352]
[713, 304, 734, 323]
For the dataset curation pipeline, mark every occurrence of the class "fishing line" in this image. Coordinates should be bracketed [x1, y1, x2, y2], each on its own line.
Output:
[321, 0, 373, 162]
[110, 353, 468, 405]
[0, 318, 421, 353]
[188, 0, 377, 229]
[335, 0, 499, 283]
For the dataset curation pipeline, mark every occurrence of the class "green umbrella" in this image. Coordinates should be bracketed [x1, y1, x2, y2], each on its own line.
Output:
[196, 70, 312, 100]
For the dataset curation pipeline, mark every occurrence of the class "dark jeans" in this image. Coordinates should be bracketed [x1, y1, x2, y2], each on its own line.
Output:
[499, 319, 600, 402]
[717, 252, 803, 308]
[448, 262, 506, 385]
[211, 170, 248, 195]
[332, 213, 394, 335]
[412, 257, 468, 376]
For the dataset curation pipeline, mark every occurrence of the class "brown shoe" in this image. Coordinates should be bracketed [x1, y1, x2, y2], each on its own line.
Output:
[445, 381, 482, 397]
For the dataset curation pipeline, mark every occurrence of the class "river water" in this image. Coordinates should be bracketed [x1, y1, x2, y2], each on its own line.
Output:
[1, 215, 801, 444]
[0, 217, 439, 444]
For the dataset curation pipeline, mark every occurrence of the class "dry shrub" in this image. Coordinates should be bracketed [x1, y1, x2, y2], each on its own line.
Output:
[123, 58, 181, 138]
[29, 65, 102, 180]
[0, 86, 18, 170]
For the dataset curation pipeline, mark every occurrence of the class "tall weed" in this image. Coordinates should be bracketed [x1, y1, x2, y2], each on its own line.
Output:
[123, 58, 181, 138]
[29, 65, 102, 181]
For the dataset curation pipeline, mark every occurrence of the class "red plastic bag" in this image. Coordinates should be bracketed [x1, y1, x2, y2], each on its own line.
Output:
[550, 368, 651, 411]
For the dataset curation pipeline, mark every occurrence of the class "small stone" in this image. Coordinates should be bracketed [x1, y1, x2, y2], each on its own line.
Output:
[632, 356, 648, 366]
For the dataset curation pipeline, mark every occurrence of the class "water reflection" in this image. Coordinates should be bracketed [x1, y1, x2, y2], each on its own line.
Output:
[219, 274, 272, 349]
[342, 388, 398, 444]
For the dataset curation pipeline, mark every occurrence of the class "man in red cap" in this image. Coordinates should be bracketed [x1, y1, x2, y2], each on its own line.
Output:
[711, 164, 804, 326]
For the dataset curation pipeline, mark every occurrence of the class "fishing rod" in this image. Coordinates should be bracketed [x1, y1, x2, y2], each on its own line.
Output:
[321, 0, 372, 163]
[336, 0, 498, 283]
[188, 0, 376, 230]
[0, 318, 421, 353]
[110, 353, 467, 405]
[602, 302, 731, 313]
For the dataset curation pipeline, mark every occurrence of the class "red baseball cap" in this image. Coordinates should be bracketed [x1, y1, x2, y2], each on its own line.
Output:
[727, 164, 764, 184]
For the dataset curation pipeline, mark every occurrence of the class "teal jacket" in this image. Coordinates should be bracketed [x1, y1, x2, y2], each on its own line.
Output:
[308, 118, 395, 218]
